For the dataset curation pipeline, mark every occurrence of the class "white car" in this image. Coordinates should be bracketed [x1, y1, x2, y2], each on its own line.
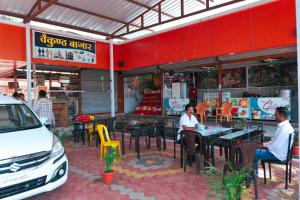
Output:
[0, 95, 68, 200]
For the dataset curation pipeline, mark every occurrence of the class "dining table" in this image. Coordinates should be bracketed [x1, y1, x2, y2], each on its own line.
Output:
[73, 119, 107, 145]
[120, 119, 166, 159]
[218, 128, 261, 161]
[179, 126, 233, 168]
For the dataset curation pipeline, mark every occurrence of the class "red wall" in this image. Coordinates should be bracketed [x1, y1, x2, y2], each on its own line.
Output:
[116, 0, 296, 70]
[0, 23, 26, 62]
[0, 23, 113, 70]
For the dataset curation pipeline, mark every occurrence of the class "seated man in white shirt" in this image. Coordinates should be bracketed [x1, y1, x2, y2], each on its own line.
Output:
[253, 107, 294, 174]
[177, 103, 199, 141]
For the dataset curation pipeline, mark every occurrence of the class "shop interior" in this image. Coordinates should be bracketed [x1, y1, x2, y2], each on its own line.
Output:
[121, 47, 298, 123]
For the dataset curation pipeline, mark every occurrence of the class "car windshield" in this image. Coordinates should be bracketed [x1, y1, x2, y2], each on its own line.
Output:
[0, 104, 42, 133]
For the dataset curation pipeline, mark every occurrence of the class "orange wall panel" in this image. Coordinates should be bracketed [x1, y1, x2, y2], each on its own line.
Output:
[0, 23, 26, 61]
[117, 0, 296, 70]
[182, 21, 212, 61]
[157, 29, 183, 64]
[211, 10, 251, 56]
[250, 0, 296, 50]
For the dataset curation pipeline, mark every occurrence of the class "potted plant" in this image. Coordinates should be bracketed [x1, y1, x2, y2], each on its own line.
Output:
[206, 162, 251, 200]
[293, 129, 299, 156]
[102, 147, 118, 185]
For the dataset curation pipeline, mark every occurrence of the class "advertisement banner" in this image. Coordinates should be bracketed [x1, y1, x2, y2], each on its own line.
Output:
[202, 92, 231, 108]
[250, 97, 290, 120]
[229, 98, 251, 118]
[164, 98, 189, 115]
[33, 31, 96, 64]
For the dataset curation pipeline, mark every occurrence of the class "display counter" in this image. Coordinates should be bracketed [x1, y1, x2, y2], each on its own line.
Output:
[52, 100, 69, 127]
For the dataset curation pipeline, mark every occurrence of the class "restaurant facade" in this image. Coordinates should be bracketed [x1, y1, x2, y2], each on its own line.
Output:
[0, 0, 297, 125]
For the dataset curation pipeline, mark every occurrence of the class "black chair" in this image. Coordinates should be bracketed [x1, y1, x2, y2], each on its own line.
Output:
[261, 133, 295, 189]
[182, 130, 203, 173]
[128, 124, 148, 151]
[246, 121, 264, 142]
[147, 121, 166, 151]
[224, 141, 262, 199]
[172, 121, 180, 159]
[106, 117, 116, 139]
[216, 121, 235, 156]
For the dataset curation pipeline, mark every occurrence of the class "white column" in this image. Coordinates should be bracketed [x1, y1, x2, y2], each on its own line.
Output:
[109, 40, 115, 117]
[26, 23, 32, 107]
[296, 0, 300, 192]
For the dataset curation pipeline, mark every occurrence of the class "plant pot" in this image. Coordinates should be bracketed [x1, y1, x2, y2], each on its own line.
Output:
[102, 171, 114, 185]
[293, 146, 299, 155]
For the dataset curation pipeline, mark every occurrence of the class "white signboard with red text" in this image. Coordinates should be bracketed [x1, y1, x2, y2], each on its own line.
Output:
[250, 97, 290, 120]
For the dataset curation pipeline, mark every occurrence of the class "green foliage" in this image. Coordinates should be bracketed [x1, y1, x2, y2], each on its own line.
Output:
[51, 129, 64, 145]
[206, 162, 252, 200]
[103, 147, 119, 173]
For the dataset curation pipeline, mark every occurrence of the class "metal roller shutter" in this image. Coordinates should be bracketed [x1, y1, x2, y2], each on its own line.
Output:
[80, 69, 118, 114]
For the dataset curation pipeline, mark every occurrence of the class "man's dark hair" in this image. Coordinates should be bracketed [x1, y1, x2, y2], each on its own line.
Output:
[39, 90, 47, 98]
[18, 93, 24, 97]
[276, 107, 289, 119]
[12, 92, 18, 98]
[185, 103, 194, 111]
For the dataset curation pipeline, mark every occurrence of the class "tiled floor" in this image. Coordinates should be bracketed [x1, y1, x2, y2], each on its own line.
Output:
[29, 134, 299, 200]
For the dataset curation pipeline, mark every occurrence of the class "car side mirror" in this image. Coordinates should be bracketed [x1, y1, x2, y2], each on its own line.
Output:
[40, 117, 48, 125]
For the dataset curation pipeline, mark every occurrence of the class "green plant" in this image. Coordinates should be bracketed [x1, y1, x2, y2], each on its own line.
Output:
[51, 129, 65, 145]
[103, 147, 119, 173]
[206, 162, 252, 200]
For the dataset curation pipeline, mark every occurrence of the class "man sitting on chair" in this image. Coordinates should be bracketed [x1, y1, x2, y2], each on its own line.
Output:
[177, 103, 199, 141]
[253, 107, 294, 174]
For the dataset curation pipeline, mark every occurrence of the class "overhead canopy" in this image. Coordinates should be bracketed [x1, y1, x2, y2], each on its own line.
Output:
[0, 0, 270, 40]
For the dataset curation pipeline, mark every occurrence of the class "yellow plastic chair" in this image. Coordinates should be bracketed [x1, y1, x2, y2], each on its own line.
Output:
[87, 115, 95, 143]
[87, 124, 95, 142]
[97, 124, 121, 160]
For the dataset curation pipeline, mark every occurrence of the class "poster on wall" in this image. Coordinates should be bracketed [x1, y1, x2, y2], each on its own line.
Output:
[222, 68, 246, 88]
[250, 97, 290, 120]
[33, 31, 96, 64]
[248, 64, 297, 87]
[195, 70, 218, 89]
[229, 98, 251, 118]
[164, 98, 189, 115]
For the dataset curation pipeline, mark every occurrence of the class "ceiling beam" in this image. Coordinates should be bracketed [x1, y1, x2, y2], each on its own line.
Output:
[125, 0, 175, 19]
[0, 10, 126, 39]
[23, 0, 57, 23]
[112, 0, 167, 36]
[113, 0, 245, 37]
[41, 0, 153, 32]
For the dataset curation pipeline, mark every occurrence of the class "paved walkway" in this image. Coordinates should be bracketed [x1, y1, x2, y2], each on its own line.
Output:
[29, 134, 299, 200]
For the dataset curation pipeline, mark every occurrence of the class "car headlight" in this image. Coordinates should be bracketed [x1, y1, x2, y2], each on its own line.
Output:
[51, 135, 64, 158]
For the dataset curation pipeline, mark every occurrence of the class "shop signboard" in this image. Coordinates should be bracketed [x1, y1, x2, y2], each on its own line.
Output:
[33, 31, 96, 64]
[164, 98, 189, 115]
[203, 92, 231, 107]
[229, 98, 251, 118]
[250, 97, 290, 120]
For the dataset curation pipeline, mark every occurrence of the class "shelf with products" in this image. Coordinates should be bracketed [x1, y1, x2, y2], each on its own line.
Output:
[133, 90, 162, 115]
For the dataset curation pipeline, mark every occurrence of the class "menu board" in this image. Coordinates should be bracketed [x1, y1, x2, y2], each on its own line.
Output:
[33, 31, 96, 64]
[229, 98, 251, 118]
[222, 68, 246, 88]
[196, 70, 218, 89]
[248, 64, 297, 87]
[250, 97, 290, 120]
